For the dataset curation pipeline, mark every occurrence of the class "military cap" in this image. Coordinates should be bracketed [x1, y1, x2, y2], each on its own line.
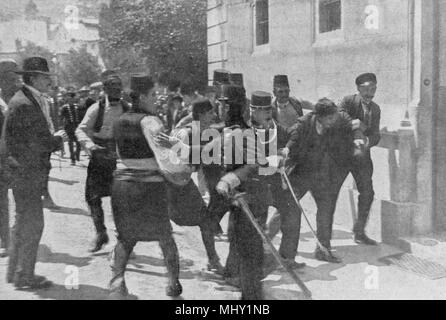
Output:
[273, 75, 290, 88]
[130, 73, 154, 94]
[250, 91, 272, 108]
[229, 73, 244, 87]
[90, 82, 103, 90]
[213, 69, 231, 85]
[78, 86, 89, 93]
[192, 98, 213, 115]
[171, 93, 183, 103]
[101, 69, 121, 84]
[0, 59, 18, 74]
[355, 73, 377, 86]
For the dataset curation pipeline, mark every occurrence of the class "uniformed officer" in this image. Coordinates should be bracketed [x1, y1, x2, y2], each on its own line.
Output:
[76, 70, 129, 253]
[60, 86, 81, 165]
[339, 73, 381, 245]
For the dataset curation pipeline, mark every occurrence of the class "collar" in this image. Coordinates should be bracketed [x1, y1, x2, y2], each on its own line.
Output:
[276, 99, 290, 108]
[25, 84, 44, 99]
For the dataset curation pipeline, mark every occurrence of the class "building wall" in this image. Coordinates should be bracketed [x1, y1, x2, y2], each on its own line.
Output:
[208, 0, 229, 83]
[207, 0, 438, 240]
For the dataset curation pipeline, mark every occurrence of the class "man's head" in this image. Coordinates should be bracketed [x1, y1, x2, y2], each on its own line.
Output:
[212, 69, 231, 86]
[171, 94, 183, 110]
[180, 80, 197, 106]
[65, 86, 78, 104]
[130, 73, 157, 114]
[356, 73, 377, 106]
[273, 75, 291, 104]
[314, 98, 339, 130]
[192, 98, 216, 129]
[17, 57, 54, 94]
[0, 59, 20, 102]
[101, 70, 122, 101]
[250, 91, 273, 129]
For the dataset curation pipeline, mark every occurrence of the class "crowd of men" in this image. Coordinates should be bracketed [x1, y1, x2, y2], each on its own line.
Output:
[0, 56, 381, 300]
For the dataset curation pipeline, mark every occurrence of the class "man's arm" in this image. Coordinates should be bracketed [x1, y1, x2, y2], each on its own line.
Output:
[368, 106, 381, 148]
[75, 103, 100, 152]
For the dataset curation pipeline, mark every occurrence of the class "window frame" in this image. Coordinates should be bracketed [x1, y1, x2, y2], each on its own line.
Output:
[313, 0, 344, 46]
[252, 0, 270, 52]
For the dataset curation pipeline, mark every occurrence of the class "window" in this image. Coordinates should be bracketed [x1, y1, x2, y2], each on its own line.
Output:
[255, 0, 269, 46]
[319, 0, 341, 34]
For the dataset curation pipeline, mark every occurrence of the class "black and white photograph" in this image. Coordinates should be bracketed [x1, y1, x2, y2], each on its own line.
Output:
[0, 0, 445, 304]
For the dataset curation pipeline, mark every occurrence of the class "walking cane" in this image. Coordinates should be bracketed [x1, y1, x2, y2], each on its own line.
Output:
[232, 192, 312, 299]
[279, 168, 332, 256]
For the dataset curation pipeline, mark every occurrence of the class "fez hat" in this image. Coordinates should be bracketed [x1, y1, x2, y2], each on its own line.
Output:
[218, 84, 246, 103]
[0, 59, 18, 74]
[130, 73, 154, 94]
[213, 69, 231, 85]
[16, 56, 54, 76]
[192, 98, 213, 114]
[101, 69, 121, 85]
[229, 73, 244, 87]
[355, 73, 377, 86]
[273, 75, 290, 88]
[250, 91, 272, 108]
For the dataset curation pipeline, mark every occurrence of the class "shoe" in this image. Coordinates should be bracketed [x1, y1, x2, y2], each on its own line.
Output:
[89, 232, 109, 253]
[109, 282, 129, 300]
[354, 233, 378, 246]
[207, 259, 225, 276]
[224, 276, 241, 288]
[282, 258, 306, 270]
[314, 247, 342, 264]
[0, 248, 8, 258]
[14, 275, 53, 290]
[166, 280, 182, 297]
[71, 161, 76, 166]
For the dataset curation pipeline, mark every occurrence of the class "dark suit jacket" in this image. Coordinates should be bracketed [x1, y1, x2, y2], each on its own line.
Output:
[60, 103, 81, 134]
[338, 94, 381, 148]
[5, 86, 62, 179]
[285, 112, 365, 174]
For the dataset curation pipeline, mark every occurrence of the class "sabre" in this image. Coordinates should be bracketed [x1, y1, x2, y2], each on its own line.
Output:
[280, 167, 332, 256]
[232, 193, 312, 299]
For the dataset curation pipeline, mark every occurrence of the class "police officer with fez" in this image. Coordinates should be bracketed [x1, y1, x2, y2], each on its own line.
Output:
[339, 73, 381, 245]
[76, 70, 129, 253]
[109, 74, 182, 299]
[4, 56, 67, 289]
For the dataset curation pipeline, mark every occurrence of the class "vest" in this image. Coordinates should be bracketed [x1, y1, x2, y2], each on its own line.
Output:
[113, 112, 154, 159]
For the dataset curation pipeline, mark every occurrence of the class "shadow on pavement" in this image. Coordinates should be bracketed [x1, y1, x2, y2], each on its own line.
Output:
[49, 177, 79, 186]
[127, 254, 194, 270]
[38, 245, 92, 267]
[47, 206, 90, 217]
[34, 284, 137, 300]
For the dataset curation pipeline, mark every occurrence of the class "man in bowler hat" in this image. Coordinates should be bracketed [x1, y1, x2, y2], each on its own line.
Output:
[4, 56, 67, 289]
[338, 73, 381, 245]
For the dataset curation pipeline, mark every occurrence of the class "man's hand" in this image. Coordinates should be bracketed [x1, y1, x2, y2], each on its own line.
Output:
[280, 147, 290, 159]
[54, 130, 68, 141]
[351, 119, 362, 131]
[354, 139, 365, 148]
[154, 132, 179, 149]
[88, 144, 107, 157]
[216, 181, 230, 198]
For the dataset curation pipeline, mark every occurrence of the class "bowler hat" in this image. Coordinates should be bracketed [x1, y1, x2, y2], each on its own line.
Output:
[130, 73, 154, 94]
[229, 73, 244, 87]
[356, 73, 377, 86]
[250, 91, 272, 108]
[213, 69, 231, 85]
[16, 56, 54, 76]
[273, 75, 290, 88]
[0, 59, 18, 74]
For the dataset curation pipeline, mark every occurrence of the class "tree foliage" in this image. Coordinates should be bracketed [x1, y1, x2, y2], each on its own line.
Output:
[61, 46, 102, 87]
[99, 0, 207, 90]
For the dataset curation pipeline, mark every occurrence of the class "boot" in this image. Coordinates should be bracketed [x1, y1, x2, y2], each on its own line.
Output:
[166, 279, 183, 297]
[354, 232, 378, 246]
[89, 232, 109, 253]
[108, 242, 130, 299]
[207, 258, 225, 276]
[314, 246, 342, 264]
